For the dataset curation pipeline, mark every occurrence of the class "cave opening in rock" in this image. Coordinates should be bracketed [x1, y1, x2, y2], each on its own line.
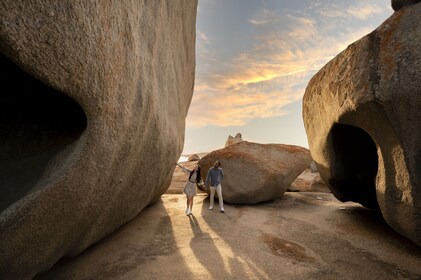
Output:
[328, 123, 379, 209]
[0, 52, 87, 212]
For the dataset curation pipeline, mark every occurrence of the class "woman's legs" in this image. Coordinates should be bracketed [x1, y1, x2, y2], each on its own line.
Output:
[185, 194, 190, 215]
[186, 196, 194, 215]
[189, 196, 194, 212]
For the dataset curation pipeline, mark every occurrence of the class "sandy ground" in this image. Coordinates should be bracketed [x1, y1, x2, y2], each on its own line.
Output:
[36, 193, 421, 280]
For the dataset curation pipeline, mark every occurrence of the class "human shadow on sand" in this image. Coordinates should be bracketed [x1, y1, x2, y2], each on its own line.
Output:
[199, 193, 421, 280]
[35, 199, 194, 280]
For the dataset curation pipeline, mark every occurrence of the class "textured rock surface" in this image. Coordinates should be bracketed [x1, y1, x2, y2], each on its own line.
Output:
[199, 142, 312, 204]
[392, 0, 421, 10]
[225, 133, 243, 147]
[0, 1, 197, 279]
[303, 4, 421, 246]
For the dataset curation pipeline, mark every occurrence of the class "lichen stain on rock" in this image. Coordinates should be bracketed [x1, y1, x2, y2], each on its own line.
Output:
[379, 10, 405, 81]
[262, 233, 315, 263]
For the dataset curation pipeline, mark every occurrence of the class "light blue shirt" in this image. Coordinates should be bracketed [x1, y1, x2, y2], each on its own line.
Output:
[206, 167, 224, 187]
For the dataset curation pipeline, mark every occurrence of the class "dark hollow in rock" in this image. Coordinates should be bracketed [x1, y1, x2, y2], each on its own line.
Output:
[328, 123, 379, 209]
[0, 52, 87, 212]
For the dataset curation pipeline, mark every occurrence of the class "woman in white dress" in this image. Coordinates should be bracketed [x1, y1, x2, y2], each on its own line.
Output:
[176, 162, 202, 215]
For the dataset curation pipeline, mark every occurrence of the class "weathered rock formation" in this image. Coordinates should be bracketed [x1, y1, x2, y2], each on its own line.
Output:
[225, 133, 243, 147]
[188, 154, 200, 161]
[288, 169, 330, 193]
[199, 142, 312, 204]
[392, 0, 421, 10]
[0, 1, 197, 278]
[303, 4, 421, 246]
[309, 161, 318, 173]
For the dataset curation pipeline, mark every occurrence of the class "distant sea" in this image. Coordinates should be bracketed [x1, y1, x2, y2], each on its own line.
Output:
[178, 156, 189, 162]
[178, 152, 209, 163]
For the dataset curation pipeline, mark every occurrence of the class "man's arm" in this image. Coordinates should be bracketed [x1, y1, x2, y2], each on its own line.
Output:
[220, 168, 224, 180]
[205, 168, 211, 187]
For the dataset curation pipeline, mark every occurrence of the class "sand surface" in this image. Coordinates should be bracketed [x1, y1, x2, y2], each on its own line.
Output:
[36, 193, 421, 280]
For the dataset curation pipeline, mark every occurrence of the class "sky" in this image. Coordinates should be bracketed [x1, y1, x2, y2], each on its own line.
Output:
[182, 0, 393, 155]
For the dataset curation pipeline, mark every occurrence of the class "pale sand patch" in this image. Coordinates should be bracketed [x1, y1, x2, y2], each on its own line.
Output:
[36, 193, 421, 280]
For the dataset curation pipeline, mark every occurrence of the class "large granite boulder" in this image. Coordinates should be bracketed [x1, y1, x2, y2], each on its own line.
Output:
[0, 1, 197, 278]
[392, 0, 420, 11]
[199, 141, 312, 204]
[303, 4, 421, 246]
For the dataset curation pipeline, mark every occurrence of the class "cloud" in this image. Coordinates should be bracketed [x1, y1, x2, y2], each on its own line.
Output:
[197, 30, 210, 42]
[317, 2, 384, 20]
[249, 9, 281, 25]
[346, 3, 384, 20]
[187, 71, 314, 127]
[190, 1, 391, 128]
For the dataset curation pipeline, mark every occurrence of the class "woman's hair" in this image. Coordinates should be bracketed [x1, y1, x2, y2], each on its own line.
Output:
[189, 165, 201, 183]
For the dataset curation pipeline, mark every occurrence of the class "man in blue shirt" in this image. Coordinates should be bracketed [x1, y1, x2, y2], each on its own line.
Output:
[205, 160, 225, 212]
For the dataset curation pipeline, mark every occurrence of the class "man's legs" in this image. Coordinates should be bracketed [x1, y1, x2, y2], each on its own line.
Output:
[216, 184, 224, 211]
[209, 186, 216, 209]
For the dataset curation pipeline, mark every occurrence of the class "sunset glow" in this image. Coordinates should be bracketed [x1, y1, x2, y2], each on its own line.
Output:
[184, 0, 393, 154]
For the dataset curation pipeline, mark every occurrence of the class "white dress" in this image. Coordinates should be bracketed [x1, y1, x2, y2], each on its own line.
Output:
[179, 165, 197, 197]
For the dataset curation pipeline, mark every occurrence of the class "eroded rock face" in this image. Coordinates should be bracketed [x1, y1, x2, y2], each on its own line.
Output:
[0, 1, 197, 278]
[225, 133, 243, 147]
[199, 142, 312, 204]
[303, 4, 421, 246]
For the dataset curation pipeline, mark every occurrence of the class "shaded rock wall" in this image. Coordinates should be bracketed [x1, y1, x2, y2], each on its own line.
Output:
[0, 1, 197, 278]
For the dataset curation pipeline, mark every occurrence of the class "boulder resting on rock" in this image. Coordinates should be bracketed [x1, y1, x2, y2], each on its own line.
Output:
[199, 141, 312, 204]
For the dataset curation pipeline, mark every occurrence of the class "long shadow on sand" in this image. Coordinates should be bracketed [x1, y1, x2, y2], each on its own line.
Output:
[187, 214, 235, 279]
[35, 199, 194, 280]
[199, 193, 421, 280]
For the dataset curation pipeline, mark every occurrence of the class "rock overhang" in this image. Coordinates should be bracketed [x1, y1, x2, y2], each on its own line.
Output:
[303, 3, 421, 246]
[0, 52, 87, 212]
